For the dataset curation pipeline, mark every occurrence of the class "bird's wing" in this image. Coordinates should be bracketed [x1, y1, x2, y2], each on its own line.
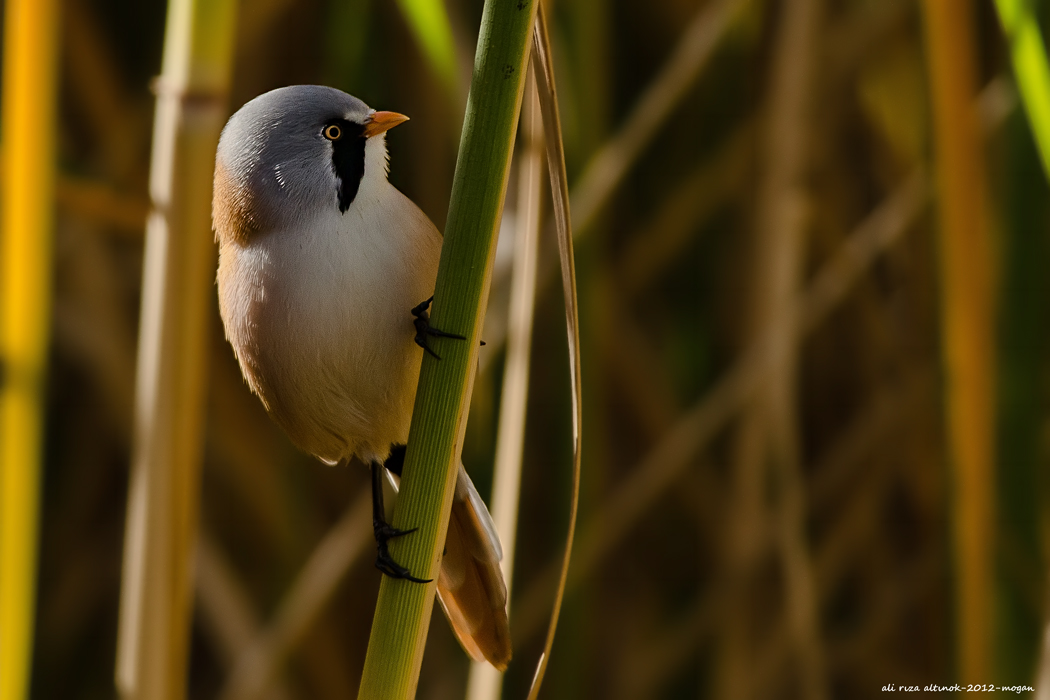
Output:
[436, 464, 512, 670]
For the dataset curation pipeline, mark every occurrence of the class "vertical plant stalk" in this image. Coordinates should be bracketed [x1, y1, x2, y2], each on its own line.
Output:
[355, 0, 539, 696]
[465, 69, 544, 700]
[921, 0, 996, 685]
[0, 0, 60, 698]
[115, 1, 238, 698]
[721, 0, 825, 698]
[524, 6, 583, 697]
[994, 0, 1050, 182]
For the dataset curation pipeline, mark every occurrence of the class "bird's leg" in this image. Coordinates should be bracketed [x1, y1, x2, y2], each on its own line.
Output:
[371, 459, 431, 583]
[412, 296, 465, 360]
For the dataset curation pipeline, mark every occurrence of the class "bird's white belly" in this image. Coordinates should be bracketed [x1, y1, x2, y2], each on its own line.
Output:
[218, 192, 440, 464]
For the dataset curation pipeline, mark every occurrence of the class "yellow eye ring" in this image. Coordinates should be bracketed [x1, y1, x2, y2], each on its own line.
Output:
[323, 124, 342, 140]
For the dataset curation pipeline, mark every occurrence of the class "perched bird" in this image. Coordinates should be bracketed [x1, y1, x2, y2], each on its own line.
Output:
[212, 85, 511, 669]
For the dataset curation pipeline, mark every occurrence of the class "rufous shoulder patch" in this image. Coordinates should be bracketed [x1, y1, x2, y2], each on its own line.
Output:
[213, 159, 258, 246]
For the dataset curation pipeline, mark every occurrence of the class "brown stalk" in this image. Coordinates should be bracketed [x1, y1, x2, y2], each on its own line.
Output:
[920, 0, 996, 682]
[722, 0, 826, 695]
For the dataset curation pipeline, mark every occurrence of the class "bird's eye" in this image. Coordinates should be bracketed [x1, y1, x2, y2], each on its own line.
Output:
[323, 124, 342, 140]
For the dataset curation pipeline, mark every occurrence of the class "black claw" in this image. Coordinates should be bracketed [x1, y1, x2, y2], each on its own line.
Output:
[411, 296, 434, 317]
[373, 519, 417, 543]
[373, 519, 431, 583]
[375, 549, 432, 583]
[412, 296, 465, 359]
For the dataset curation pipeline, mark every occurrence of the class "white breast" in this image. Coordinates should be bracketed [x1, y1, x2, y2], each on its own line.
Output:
[218, 182, 442, 464]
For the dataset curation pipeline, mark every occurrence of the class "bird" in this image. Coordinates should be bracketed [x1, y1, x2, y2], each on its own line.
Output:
[212, 85, 511, 670]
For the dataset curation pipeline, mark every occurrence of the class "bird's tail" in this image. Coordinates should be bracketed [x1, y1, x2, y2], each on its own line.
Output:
[436, 464, 512, 670]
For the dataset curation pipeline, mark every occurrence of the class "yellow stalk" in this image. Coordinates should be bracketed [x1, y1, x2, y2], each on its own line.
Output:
[921, 0, 996, 684]
[115, 0, 238, 698]
[0, 0, 60, 698]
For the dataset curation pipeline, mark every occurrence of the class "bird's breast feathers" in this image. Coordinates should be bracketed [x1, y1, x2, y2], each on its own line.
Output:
[217, 184, 441, 463]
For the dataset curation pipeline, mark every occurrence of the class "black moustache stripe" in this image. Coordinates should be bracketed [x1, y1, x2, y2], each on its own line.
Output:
[328, 119, 367, 213]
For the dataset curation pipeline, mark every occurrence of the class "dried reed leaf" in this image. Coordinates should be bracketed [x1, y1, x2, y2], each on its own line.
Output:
[524, 5, 582, 698]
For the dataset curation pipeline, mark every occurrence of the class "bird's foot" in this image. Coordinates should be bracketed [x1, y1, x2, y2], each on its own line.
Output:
[412, 296, 465, 359]
[373, 517, 431, 583]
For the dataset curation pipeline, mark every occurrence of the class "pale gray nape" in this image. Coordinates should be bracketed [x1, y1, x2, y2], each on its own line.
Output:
[215, 85, 373, 232]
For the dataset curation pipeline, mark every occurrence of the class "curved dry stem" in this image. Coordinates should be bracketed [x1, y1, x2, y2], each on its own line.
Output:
[523, 5, 582, 697]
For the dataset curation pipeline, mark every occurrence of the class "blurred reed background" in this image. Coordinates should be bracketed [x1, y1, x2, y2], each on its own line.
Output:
[4, 0, 1050, 697]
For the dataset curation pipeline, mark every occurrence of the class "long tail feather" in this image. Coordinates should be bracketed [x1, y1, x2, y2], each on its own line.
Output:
[436, 465, 512, 670]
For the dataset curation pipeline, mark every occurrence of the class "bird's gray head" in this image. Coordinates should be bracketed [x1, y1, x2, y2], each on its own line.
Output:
[213, 85, 409, 244]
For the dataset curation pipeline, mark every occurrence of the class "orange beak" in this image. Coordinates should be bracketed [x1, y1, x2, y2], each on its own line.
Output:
[363, 110, 410, 138]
